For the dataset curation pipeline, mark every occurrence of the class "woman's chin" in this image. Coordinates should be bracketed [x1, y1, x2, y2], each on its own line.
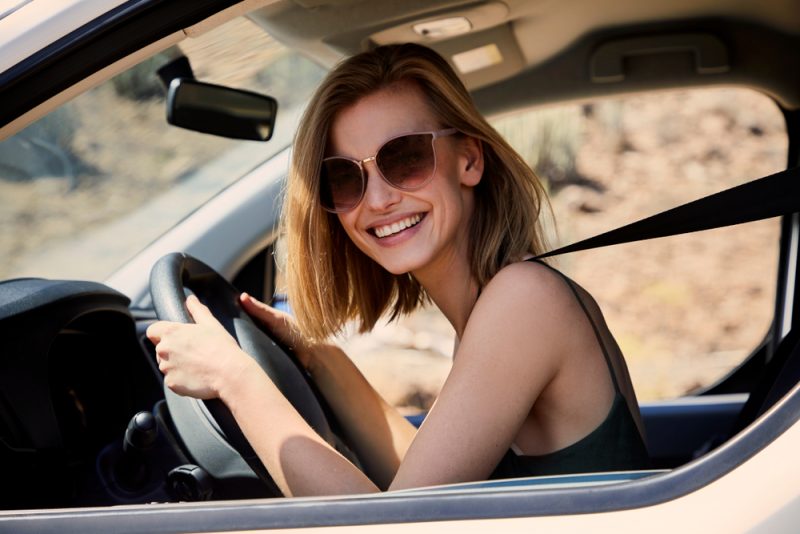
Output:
[374, 254, 426, 277]
[380, 262, 414, 276]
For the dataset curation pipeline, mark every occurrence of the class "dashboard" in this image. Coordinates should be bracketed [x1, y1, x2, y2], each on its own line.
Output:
[0, 279, 166, 508]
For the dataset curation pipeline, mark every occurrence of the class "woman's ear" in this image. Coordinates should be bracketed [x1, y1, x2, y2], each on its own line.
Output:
[459, 136, 484, 187]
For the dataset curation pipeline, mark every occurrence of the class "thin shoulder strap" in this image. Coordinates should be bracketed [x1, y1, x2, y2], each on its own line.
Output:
[525, 258, 622, 392]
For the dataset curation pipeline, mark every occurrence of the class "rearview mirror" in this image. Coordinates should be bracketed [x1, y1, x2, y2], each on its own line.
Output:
[166, 78, 278, 141]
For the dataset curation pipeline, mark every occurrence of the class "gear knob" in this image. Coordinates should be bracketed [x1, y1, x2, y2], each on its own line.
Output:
[124, 411, 158, 452]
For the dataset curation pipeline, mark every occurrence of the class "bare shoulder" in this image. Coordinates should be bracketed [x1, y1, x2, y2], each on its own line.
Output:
[473, 260, 577, 321]
[402, 261, 589, 484]
[459, 260, 578, 371]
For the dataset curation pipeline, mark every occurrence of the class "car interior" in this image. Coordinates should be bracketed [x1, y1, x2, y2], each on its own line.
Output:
[1, 0, 799, 519]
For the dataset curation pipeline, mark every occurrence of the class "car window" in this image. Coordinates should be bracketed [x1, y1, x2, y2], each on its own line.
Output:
[336, 87, 786, 406]
[495, 88, 785, 400]
[0, 17, 325, 283]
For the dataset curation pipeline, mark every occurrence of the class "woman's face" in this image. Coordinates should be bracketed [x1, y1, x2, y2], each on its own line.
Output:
[327, 82, 483, 279]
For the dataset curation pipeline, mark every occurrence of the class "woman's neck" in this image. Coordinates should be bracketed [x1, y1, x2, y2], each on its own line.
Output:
[413, 252, 479, 339]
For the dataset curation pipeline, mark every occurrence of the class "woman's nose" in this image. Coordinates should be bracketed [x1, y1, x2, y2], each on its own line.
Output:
[361, 160, 401, 211]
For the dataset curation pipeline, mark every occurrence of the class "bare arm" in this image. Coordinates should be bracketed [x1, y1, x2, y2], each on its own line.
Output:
[219, 356, 379, 496]
[390, 263, 568, 488]
[240, 294, 416, 489]
[148, 264, 573, 495]
[303, 344, 416, 488]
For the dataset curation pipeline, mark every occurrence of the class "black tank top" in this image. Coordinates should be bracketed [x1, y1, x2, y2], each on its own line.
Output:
[490, 260, 650, 479]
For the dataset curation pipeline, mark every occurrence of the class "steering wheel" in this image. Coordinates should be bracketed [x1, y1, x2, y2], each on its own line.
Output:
[149, 252, 349, 497]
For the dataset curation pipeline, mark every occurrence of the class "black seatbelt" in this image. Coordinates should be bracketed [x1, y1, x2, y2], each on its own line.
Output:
[535, 166, 800, 259]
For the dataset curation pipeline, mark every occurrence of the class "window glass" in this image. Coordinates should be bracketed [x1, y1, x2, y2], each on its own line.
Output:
[494, 88, 784, 400]
[0, 17, 325, 282]
[338, 87, 785, 406]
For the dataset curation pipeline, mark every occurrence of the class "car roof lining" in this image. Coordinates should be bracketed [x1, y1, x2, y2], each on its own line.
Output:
[472, 17, 800, 115]
[249, 0, 800, 111]
[3, 0, 800, 140]
[249, 0, 800, 67]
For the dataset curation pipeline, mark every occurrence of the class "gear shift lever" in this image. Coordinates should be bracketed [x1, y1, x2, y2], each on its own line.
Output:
[114, 411, 158, 491]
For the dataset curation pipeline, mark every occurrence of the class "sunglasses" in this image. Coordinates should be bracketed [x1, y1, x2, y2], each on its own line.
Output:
[320, 128, 458, 213]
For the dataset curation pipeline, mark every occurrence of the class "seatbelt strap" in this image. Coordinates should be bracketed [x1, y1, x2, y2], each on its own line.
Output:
[535, 166, 800, 259]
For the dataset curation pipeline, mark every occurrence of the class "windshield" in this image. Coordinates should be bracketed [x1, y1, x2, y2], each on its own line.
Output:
[0, 17, 325, 282]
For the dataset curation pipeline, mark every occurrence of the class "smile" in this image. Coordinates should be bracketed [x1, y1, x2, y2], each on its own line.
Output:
[372, 213, 424, 238]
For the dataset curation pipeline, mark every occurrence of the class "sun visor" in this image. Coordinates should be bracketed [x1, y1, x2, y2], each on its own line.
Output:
[369, 2, 521, 90]
[430, 25, 524, 90]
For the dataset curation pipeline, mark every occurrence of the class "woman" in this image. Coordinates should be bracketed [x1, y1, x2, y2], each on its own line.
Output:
[146, 43, 649, 497]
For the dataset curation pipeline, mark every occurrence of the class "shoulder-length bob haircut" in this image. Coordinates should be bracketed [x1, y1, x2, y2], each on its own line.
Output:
[284, 43, 550, 342]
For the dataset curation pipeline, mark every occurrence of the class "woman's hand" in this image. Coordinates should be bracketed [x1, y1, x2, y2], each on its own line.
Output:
[146, 294, 255, 399]
[239, 293, 316, 370]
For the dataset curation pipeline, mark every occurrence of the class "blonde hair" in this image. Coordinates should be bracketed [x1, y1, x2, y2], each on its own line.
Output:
[285, 43, 550, 341]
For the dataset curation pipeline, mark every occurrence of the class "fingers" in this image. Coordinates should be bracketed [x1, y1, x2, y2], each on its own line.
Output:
[156, 353, 168, 372]
[240, 293, 302, 348]
[147, 321, 182, 371]
[185, 294, 222, 327]
[239, 292, 267, 311]
[146, 320, 178, 343]
[240, 292, 271, 309]
[240, 292, 285, 324]
[240, 292, 270, 322]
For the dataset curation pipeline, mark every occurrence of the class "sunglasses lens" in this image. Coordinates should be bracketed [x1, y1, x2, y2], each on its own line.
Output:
[320, 158, 363, 212]
[377, 133, 435, 189]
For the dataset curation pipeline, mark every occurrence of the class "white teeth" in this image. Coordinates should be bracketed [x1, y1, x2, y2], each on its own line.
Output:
[374, 214, 422, 238]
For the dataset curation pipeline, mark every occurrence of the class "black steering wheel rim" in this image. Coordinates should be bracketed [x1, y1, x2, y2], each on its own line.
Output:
[149, 252, 338, 497]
